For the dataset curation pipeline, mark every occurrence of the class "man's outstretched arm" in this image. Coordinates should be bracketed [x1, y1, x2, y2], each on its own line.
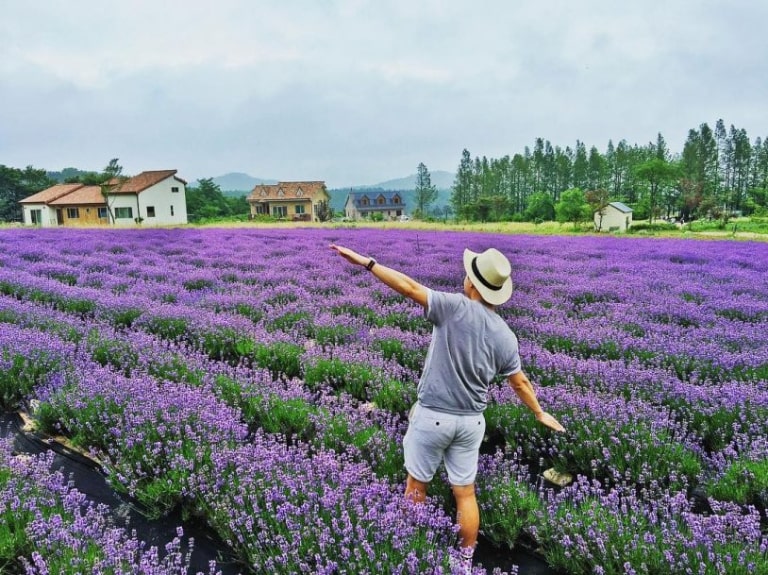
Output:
[330, 244, 428, 308]
[508, 370, 565, 432]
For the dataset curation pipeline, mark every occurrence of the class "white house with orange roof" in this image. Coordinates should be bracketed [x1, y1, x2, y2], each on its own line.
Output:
[103, 170, 188, 226]
[20, 170, 188, 227]
[19, 183, 94, 227]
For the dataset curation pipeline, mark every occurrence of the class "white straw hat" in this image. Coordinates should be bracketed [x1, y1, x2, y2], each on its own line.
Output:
[463, 248, 513, 306]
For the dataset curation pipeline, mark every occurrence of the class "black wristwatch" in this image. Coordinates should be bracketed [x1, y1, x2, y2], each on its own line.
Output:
[366, 258, 377, 271]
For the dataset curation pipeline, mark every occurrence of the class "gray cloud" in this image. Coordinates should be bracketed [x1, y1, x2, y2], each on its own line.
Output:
[1, 0, 766, 187]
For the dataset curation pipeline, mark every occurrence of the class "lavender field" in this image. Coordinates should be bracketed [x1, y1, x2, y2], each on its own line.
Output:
[1, 226, 767, 575]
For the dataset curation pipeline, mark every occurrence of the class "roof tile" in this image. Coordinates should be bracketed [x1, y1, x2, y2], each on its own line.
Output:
[247, 181, 327, 201]
[19, 183, 85, 204]
[48, 185, 105, 206]
[110, 170, 184, 194]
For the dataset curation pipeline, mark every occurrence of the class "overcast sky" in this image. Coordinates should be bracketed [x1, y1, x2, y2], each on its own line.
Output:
[1, 1, 766, 188]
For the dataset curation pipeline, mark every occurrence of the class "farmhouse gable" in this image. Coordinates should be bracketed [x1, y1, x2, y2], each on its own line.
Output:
[108, 170, 186, 195]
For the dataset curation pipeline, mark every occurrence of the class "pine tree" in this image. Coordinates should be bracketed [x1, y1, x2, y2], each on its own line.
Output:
[451, 149, 473, 220]
[414, 162, 437, 218]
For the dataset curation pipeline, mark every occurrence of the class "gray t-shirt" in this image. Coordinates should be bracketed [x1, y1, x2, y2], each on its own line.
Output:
[417, 289, 521, 415]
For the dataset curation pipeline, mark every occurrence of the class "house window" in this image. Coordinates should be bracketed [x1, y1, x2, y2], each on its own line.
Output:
[296, 189, 304, 197]
[171, 187, 179, 193]
[170, 205, 175, 216]
[295, 205, 305, 214]
[98, 207, 108, 219]
[377, 196, 385, 205]
[393, 196, 400, 204]
[277, 189, 285, 197]
[146, 206, 156, 218]
[273, 205, 287, 218]
[67, 208, 80, 219]
[361, 198, 369, 206]
[30, 209, 42, 225]
[115, 207, 133, 219]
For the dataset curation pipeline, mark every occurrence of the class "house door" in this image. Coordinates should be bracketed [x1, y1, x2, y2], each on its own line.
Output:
[56, 209, 64, 225]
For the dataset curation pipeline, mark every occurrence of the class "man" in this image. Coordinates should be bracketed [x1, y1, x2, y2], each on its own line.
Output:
[330, 243, 565, 573]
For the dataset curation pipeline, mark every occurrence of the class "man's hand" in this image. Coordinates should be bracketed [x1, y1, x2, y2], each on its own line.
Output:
[330, 244, 369, 267]
[331, 243, 428, 307]
[536, 411, 565, 432]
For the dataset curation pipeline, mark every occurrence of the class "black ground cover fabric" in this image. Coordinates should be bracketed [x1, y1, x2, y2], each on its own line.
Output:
[0, 412, 243, 575]
[1, 412, 556, 574]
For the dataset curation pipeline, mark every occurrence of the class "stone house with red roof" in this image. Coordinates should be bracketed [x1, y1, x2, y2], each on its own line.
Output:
[20, 170, 188, 227]
[246, 181, 329, 222]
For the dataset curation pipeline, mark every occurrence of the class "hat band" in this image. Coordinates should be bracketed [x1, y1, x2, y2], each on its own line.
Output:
[471, 257, 502, 291]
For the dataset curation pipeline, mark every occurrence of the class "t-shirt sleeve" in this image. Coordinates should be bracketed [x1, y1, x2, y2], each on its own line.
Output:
[425, 290, 461, 325]
[499, 331, 522, 376]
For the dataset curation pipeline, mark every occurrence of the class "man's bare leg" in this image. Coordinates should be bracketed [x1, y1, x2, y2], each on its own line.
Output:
[452, 483, 479, 550]
[405, 473, 428, 504]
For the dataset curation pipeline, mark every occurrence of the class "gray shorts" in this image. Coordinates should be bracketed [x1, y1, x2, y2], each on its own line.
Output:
[403, 403, 486, 486]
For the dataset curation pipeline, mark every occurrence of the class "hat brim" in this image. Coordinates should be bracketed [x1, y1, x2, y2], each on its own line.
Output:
[463, 249, 513, 306]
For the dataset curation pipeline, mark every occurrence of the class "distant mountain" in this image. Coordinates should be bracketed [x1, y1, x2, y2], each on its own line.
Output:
[206, 172, 278, 192]
[205, 170, 455, 211]
[47, 167, 97, 182]
[364, 170, 454, 191]
[327, 170, 454, 214]
[205, 170, 454, 193]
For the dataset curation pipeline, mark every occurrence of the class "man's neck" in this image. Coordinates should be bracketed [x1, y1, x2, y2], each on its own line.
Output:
[467, 292, 495, 310]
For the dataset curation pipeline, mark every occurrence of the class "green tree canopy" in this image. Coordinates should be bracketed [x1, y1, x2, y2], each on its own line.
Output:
[445, 119, 766, 224]
[555, 187, 591, 228]
[0, 165, 54, 222]
[633, 158, 680, 223]
[524, 191, 555, 222]
[316, 200, 333, 222]
[186, 178, 232, 222]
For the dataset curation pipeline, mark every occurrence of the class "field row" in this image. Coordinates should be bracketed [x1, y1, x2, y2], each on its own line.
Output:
[1, 227, 766, 574]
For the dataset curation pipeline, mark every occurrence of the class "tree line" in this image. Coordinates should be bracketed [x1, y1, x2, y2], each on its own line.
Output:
[185, 178, 249, 222]
[0, 165, 53, 222]
[446, 119, 768, 223]
[3, 119, 766, 226]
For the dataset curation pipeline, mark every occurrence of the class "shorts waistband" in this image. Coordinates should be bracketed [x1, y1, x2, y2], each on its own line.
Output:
[417, 402, 483, 417]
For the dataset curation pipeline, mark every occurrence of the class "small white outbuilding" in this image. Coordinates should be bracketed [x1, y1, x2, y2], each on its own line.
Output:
[594, 201, 633, 232]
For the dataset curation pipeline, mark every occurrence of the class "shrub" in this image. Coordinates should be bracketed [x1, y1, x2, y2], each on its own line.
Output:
[486, 395, 702, 489]
[303, 357, 378, 400]
[371, 379, 416, 414]
[196, 439, 457, 574]
[476, 451, 543, 549]
[535, 480, 768, 575]
[250, 342, 303, 379]
[708, 457, 768, 508]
